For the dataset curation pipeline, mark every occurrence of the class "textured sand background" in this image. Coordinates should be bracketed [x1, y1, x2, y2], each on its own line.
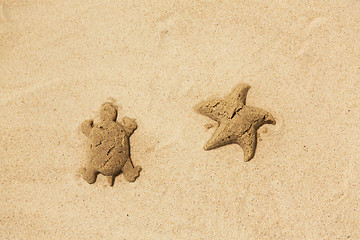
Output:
[1, 1, 359, 239]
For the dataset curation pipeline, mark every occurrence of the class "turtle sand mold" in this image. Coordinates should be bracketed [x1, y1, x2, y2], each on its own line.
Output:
[80, 102, 142, 186]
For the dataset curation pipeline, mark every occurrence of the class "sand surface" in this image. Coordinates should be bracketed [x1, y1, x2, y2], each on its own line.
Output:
[1, 1, 359, 239]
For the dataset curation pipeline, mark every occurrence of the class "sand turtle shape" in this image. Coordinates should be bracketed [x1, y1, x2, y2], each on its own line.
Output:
[80, 102, 142, 186]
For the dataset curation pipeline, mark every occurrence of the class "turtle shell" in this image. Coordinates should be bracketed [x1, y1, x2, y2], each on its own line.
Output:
[87, 121, 129, 176]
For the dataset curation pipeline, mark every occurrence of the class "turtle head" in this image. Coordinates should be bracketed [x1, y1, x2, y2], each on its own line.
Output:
[100, 102, 117, 122]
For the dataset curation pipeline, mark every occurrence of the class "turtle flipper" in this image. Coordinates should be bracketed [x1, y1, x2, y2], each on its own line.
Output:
[123, 159, 142, 182]
[80, 165, 98, 184]
[121, 117, 137, 137]
[81, 119, 94, 137]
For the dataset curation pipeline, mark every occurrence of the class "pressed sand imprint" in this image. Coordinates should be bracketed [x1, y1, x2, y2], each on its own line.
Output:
[80, 102, 142, 186]
[195, 83, 276, 162]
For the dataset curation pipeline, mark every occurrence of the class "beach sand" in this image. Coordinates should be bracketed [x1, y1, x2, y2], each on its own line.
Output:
[1, 1, 359, 239]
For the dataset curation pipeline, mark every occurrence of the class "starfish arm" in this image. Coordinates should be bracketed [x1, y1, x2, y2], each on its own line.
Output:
[236, 127, 257, 162]
[195, 99, 225, 122]
[204, 123, 234, 150]
[245, 106, 276, 129]
[226, 83, 251, 107]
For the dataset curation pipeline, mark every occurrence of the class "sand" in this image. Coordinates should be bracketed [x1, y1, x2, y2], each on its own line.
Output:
[1, 1, 359, 239]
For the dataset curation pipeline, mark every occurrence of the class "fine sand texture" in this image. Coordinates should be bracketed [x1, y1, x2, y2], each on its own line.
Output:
[1, 1, 359, 239]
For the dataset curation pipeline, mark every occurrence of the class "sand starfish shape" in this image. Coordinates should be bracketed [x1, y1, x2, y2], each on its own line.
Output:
[195, 83, 276, 162]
